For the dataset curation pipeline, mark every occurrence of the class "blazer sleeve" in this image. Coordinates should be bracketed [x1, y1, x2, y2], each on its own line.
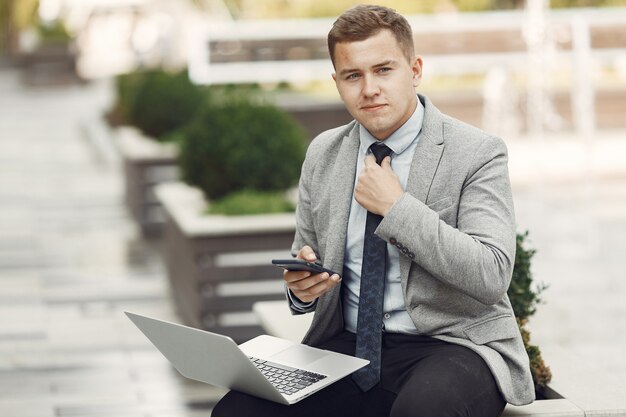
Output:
[376, 135, 516, 305]
[286, 141, 322, 314]
[291, 142, 321, 259]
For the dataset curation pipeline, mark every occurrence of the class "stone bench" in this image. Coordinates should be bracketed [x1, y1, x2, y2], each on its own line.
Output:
[253, 300, 626, 417]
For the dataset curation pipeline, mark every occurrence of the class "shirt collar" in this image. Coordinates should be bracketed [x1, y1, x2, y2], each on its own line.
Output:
[359, 96, 424, 156]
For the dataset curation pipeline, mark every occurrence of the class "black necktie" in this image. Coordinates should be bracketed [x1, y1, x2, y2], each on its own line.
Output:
[352, 143, 393, 391]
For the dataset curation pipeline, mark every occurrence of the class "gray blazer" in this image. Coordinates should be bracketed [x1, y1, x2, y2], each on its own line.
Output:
[290, 95, 535, 406]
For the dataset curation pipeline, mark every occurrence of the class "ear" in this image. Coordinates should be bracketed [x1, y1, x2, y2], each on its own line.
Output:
[411, 56, 423, 88]
[332, 72, 337, 82]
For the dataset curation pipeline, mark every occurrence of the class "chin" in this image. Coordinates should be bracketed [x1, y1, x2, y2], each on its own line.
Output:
[365, 122, 392, 137]
[360, 118, 388, 133]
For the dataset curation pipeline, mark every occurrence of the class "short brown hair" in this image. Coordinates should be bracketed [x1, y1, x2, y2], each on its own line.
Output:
[328, 4, 415, 67]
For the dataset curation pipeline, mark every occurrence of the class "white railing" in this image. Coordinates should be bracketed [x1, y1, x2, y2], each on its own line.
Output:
[188, 7, 626, 85]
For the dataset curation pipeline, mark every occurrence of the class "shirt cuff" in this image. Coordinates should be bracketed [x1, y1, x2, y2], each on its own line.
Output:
[287, 287, 317, 313]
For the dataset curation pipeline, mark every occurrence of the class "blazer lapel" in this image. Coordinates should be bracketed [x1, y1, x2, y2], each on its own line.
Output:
[313, 124, 360, 326]
[324, 124, 360, 273]
[400, 95, 445, 284]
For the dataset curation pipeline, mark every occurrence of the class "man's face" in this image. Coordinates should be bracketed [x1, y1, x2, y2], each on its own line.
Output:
[332, 30, 422, 140]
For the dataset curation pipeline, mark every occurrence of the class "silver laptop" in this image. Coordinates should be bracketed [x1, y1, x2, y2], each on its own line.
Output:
[125, 312, 368, 405]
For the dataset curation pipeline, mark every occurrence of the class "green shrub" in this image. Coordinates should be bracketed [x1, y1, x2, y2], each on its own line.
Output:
[178, 97, 306, 200]
[129, 69, 208, 140]
[108, 71, 146, 126]
[509, 231, 552, 389]
[208, 189, 295, 215]
[37, 20, 71, 43]
[509, 231, 548, 321]
[109, 69, 208, 138]
[519, 324, 552, 389]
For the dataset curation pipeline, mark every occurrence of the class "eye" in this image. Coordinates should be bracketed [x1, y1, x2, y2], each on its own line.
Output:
[377, 67, 392, 73]
[345, 73, 360, 80]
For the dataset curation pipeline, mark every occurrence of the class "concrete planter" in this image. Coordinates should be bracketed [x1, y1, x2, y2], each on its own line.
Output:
[112, 101, 347, 236]
[155, 182, 296, 343]
[114, 127, 179, 236]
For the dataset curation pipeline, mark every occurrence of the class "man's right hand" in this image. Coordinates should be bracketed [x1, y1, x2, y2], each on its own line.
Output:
[283, 246, 342, 303]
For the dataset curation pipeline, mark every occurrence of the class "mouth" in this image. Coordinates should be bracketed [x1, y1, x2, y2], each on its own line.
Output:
[361, 104, 387, 111]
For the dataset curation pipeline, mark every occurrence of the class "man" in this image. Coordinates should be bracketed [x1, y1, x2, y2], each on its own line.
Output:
[212, 5, 534, 417]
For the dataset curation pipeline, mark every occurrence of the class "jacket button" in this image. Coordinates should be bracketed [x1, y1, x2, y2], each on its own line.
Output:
[390, 237, 397, 244]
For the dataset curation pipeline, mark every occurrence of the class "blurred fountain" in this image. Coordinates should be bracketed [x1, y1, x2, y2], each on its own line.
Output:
[571, 15, 595, 139]
[523, 0, 562, 137]
[482, 66, 522, 138]
[522, 2, 600, 267]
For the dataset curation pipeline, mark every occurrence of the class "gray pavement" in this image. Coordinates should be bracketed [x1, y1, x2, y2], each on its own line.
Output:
[0, 69, 225, 417]
[0, 67, 624, 417]
[513, 178, 626, 383]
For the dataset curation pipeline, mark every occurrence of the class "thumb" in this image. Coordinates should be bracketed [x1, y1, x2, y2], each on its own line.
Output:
[298, 245, 317, 262]
[381, 156, 393, 170]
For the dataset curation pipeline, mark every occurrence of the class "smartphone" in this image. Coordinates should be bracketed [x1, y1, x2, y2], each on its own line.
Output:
[272, 259, 340, 276]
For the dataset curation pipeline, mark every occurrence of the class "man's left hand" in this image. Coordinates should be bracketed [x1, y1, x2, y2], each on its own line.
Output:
[354, 155, 404, 216]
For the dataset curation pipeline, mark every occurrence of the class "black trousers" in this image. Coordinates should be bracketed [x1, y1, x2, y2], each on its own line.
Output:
[212, 331, 506, 417]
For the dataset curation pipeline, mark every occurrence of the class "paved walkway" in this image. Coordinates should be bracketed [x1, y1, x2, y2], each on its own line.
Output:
[514, 177, 626, 382]
[0, 69, 225, 417]
[0, 67, 624, 417]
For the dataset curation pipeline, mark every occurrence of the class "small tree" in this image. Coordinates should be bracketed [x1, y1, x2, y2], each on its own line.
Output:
[508, 231, 552, 389]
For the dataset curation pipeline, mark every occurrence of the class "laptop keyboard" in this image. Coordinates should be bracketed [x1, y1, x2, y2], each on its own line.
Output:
[249, 357, 327, 396]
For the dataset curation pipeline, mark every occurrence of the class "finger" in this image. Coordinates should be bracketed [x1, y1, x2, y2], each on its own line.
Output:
[291, 274, 341, 303]
[282, 269, 312, 283]
[364, 155, 376, 167]
[297, 245, 317, 262]
[289, 273, 341, 293]
[287, 272, 329, 291]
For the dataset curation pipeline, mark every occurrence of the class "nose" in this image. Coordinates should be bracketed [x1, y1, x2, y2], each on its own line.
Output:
[361, 73, 380, 97]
